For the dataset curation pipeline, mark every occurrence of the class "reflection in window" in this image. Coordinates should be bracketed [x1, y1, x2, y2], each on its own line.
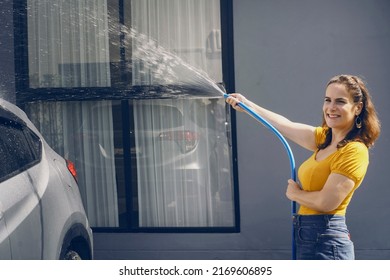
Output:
[134, 98, 234, 227]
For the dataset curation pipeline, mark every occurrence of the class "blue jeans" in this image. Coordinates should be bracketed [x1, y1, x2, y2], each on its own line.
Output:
[293, 214, 355, 260]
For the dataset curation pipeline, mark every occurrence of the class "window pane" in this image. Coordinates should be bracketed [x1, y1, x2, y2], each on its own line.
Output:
[128, 0, 222, 87]
[27, 0, 111, 88]
[25, 100, 120, 227]
[133, 98, 234, 227]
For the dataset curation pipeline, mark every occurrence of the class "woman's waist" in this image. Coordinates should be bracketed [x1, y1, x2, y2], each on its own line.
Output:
[298, 205, 347, 216]
[293, 214, 347, 227]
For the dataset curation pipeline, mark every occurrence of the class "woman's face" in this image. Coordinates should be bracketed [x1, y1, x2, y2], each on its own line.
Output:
[323, 83, 362, 132]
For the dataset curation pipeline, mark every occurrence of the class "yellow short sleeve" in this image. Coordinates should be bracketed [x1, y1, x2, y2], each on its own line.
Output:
[330, 142, 369, 183]
[314, 126, 327, 146]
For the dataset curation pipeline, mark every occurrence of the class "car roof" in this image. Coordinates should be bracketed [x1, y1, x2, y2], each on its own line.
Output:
[0, 98, 46, 141]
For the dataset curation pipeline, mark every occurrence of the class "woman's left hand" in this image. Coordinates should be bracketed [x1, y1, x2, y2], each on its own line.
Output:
[286, 179, 301, 201]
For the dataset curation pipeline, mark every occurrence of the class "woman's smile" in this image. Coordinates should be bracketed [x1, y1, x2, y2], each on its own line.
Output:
[326, 113, 340, 119]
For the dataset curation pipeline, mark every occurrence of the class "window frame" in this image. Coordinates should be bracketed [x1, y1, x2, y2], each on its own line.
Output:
[13, 0, 240, 233]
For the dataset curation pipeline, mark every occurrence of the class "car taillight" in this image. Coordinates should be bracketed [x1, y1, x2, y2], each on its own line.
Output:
[159, 130, 199, 153]
[66, 159, 78, 182]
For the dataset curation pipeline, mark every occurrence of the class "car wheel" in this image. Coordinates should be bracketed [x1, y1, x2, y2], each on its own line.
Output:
[62, 250, 82, 260]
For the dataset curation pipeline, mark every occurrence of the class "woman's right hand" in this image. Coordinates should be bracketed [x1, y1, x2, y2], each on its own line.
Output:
[225, 93, 248, 112]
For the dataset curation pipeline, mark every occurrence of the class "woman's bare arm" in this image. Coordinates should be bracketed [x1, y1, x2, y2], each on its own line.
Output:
[226, 93, 317, 151]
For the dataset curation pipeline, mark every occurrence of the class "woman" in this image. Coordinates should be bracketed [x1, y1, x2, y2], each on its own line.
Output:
[226, 75, 380, 260]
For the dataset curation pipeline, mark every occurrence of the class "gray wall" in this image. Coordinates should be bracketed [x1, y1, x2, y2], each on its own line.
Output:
[233, 0, 390, 259]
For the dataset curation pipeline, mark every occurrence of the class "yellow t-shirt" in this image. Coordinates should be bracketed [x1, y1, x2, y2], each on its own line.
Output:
[297, 127, 369, 215]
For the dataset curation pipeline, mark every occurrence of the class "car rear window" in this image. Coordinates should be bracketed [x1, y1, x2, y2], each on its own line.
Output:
[0, 119, 42, 182]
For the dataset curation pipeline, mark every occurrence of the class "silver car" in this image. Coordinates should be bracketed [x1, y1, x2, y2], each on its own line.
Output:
[0, 99, 93, 259]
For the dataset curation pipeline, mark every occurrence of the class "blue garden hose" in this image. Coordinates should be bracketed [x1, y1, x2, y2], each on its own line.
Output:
[224, 93, 298, 260]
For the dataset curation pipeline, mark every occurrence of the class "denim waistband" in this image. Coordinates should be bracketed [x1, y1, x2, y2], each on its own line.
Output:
[293, 214, 346, 227]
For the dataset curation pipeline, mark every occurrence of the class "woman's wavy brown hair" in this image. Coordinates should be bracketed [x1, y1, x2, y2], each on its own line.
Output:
[318, 75, 381, 149]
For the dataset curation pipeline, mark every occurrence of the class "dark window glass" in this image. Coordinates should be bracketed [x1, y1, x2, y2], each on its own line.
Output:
[0, 120, 41, 182]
